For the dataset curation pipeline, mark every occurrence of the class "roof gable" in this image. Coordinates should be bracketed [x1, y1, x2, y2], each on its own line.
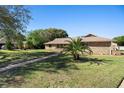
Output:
[84, 34, 97, 37]
[81, 34, 112, 42]
[44, 38, 71, 44]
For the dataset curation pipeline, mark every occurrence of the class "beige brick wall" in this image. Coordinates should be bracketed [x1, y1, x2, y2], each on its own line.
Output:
[89, 46, 111, 55]
[45, 45, 57, 50]
[87, 42, 111, 46]
[45, 44, 63, 52]
[45, 42, 112, 55]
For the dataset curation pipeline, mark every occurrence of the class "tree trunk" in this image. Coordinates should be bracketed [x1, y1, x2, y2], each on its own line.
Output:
[73, 54, 80, 60]
[76, 54, 80, 60]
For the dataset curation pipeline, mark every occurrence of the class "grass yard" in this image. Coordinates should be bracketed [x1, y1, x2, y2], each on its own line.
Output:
[0, 49, 55, 68]
[0, 53, 124, 88]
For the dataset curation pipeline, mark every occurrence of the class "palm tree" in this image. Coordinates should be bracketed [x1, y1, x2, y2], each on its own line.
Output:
[62, 37, 92, 60]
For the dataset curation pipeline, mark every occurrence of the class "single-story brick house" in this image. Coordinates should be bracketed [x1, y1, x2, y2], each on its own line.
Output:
[44, 34, 118, 55]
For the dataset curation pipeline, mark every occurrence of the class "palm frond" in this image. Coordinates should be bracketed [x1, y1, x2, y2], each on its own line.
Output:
[62, 37, 92, 58]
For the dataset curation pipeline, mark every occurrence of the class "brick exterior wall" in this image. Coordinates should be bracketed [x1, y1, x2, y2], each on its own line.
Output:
[87, 42, 111, 55]
[87, 42, 111, 46]
[45, 42, 112, 55]
[45, 45, 57, 50]
[89, 46, 111, 55]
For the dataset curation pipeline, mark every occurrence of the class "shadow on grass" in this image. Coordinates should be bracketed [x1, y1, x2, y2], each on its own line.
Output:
[0, 51, 56, 68]
[0, 54, 79, 87]
[76, 57, 112, 65]
[0, 54, 112, 87]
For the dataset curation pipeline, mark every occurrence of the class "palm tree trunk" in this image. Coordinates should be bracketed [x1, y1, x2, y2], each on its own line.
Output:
[77, 54, 80, 60]
[73, 54, 76, 60]
[73, 54, 80, 60]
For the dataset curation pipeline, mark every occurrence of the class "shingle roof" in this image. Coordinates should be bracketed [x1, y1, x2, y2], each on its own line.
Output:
[44, 38, 71, 45]
[81, 34, 112, 42]
[44, 34, 112, 45]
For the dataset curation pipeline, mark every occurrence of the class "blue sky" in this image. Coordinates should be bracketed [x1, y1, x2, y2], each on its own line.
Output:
[26, 5, 124, 39]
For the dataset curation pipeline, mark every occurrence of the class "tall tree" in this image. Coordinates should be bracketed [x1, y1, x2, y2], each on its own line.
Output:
[113, 36, 124, 46]
[0, 5, 31, 33]
[26, 28, 68, 49]
[0, 5, 31, 49]
[44, 28, 68, 40]
[14, 32, 26, 49]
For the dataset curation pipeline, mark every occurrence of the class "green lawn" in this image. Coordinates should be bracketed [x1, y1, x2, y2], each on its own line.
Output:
[0, 49, 55, 68]
[0, 52, 124, 88]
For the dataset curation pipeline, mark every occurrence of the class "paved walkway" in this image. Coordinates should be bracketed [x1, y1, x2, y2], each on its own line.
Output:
[0, 53, 59, 72]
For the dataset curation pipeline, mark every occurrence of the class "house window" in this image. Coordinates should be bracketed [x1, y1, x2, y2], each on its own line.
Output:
[49, 45, 52, 47]
[60, 44, 63, 48]
[57, 44, 63, 48]
[57, 45, 60, 48]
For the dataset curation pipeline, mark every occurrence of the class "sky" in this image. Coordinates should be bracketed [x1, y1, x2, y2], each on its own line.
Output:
[26, 5, 124, 39]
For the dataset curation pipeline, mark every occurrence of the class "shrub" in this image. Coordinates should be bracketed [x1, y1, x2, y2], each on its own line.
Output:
[5, 41, 13, 50]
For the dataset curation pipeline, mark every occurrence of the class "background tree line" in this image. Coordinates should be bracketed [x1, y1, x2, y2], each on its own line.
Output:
[26, 28, 68, 49]
[113, 36, 124, 46]
[0, 5, 68, 49]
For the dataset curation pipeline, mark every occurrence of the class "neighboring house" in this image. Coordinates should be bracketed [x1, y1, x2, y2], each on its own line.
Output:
[0, 38, 6, 49]
[0, 37, 16, 49]
[44, 34, 118, 55]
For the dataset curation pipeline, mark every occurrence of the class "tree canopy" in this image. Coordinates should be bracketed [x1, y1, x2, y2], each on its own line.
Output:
[0, 5, 31, 49]
[0, 5, 31, 33]
[26, 28, 68, 49]
[113, 36, 124, 46]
